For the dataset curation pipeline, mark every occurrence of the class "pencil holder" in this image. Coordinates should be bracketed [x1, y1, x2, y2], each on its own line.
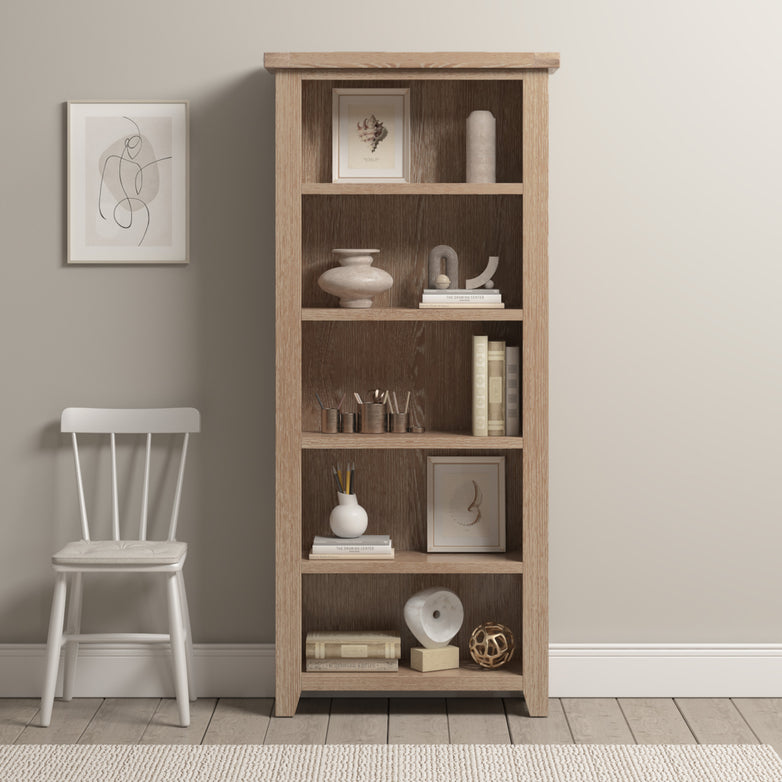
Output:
[358, 403, 386, 434]
[321, 408, 339, 434]
[341, 412, 356, 433]
[389, 412, 409, 433]
[329, 492, 369, 538]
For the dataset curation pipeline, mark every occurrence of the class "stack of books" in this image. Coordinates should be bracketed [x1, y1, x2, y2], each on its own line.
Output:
[472, 336, 520, 436]
[305, 631, 402, 672]
[308, 534, 394, 560]
[419, 288, 504, 308]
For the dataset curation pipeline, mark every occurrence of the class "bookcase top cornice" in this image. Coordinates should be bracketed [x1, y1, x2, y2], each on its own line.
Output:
[263, 52, 560, 72]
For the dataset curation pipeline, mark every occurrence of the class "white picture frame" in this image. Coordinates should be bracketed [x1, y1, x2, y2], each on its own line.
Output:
[67, 101, 189, 264]
[332, 88, 410, 183]
[427, 456, 506, 553]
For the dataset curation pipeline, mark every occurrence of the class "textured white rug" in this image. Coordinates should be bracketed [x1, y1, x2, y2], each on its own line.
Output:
[1, 743, 781, 782]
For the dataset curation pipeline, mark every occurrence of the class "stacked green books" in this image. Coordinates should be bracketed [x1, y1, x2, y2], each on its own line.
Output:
[305, 631, 401, 672]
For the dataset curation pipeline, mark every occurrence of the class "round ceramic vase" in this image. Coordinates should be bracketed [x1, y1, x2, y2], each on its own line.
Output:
[318, 249, 393, 308]
[329, 492, 369, 538]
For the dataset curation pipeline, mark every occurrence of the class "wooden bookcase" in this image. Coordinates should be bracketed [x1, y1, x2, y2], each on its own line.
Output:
[264, 52, 558, 717]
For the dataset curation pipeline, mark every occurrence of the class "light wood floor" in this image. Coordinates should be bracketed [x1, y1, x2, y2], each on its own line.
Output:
[2, 698, 782, 755]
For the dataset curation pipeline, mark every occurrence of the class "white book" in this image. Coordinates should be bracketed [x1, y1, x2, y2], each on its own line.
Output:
[419, 302, 505, 308]
[422, 288, 501, 296]
[421, 294, 503, 303]
[311, 543, 392, 554]
[472, 335, 488, 436]
[487, 340, 506, 436]
[505, 345, 520, 437]
[312, 535, 391, 546]
[308, 549, 395, 560]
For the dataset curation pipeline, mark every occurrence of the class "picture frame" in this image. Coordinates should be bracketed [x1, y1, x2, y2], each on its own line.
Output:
[67, 100, 189, 264]
[427, 456, 506, 553]
[332, 88, 410, 183]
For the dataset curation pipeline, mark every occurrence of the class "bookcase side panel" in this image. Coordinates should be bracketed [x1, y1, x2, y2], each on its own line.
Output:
[275, 70, 304, 717]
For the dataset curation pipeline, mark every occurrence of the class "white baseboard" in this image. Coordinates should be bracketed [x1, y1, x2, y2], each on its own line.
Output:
[2, 643, 781, 698]
[0, 644, 275, 698]
[550, 644, 782, 697]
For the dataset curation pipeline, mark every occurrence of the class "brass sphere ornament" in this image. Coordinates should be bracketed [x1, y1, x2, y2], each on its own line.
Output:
[468, 622, 515, 669]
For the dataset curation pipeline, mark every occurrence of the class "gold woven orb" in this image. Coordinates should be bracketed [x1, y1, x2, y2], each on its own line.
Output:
[468, 622, 515, 669]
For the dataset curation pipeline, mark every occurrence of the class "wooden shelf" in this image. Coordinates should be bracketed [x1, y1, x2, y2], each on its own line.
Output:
[302, 659, 523, 692]
[302, 550, 524, 574]
[302, 183, 524, 196]
[302, 432, 523, 449]
[302, 308, 523, 322]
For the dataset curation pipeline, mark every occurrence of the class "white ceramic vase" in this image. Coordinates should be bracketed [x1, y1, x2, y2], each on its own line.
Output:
[329, 492, 369, 538]
[318, 249, 393, 308]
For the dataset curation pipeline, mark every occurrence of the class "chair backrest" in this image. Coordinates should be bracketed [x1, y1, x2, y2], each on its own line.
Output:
[61, 408, 200, 543]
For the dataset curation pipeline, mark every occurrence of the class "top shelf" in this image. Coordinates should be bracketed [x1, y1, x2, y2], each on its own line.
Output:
[265, 52, 560, 72]
[302, 183, 524, 196]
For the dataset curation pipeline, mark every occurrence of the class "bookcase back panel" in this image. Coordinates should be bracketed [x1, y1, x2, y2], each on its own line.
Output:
[301, 448, 522, 553]
[302, 80, 524, 184]
[302, 573, 523, 659]
[301, 320, 523, 433]
[301, 195, 523, 309]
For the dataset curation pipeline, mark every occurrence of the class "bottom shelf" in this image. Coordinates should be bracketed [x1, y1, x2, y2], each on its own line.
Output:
[301, 659, 522, 693]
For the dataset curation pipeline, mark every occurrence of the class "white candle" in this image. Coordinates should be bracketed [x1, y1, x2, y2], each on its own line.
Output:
[466, 110, 496, 183]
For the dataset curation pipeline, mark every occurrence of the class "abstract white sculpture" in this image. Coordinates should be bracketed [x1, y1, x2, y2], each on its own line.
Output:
[403, 586, 464, 649]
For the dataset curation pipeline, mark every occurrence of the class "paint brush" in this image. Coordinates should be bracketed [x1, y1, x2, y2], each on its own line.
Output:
[404, 391, 411, 415]
[315, 393, 325, 410]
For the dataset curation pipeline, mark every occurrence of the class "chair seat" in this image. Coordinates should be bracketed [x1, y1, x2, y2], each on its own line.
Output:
[52, 540, 187, 566]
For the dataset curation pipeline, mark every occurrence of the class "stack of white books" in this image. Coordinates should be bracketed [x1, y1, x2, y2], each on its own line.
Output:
[419, 288, 504, 308]
[309, 534, 394, 560]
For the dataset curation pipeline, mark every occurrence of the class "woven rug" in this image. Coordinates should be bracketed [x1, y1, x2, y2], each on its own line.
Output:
[1, 744, 781, 782]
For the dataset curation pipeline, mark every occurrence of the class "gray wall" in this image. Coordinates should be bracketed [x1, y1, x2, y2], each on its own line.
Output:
[1, 0, 780, 647]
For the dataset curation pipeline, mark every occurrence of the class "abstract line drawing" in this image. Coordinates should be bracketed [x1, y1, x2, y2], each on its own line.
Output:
[68, 101, 188, 264]
[462, 480, 483, 526]
[97, 116, 172, 246]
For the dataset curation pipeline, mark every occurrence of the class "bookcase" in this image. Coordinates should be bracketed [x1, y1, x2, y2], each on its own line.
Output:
[264, 52, 558, 717]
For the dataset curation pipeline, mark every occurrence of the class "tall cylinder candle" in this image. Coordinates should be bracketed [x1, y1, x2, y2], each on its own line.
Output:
[466, 110, 496, 183]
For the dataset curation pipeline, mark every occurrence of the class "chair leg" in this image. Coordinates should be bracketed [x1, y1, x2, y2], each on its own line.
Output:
[176, 570, 196, 701]
[40, 573, 67, 727]
[166, 573, 190, 727]
[62, 572, 83, 701]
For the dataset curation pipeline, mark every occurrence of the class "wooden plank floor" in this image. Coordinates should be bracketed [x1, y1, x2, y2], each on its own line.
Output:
[2, 698, 780, 746]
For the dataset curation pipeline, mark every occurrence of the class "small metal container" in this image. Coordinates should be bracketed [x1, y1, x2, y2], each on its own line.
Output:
[341, 412, 356, 433]
[321, 408, 339, 434]
[389, 412, 409, 433]
[358, 403, 386, 434]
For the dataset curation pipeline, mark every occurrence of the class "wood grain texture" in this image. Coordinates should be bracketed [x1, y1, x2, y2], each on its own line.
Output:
[302, 432, 524, 448]
[447, 697, 511, 744]
[302, 183, 524, 195]
[202, 698, 273, 744]
[326, 698, 388, 744]
[520, 69, 549, 718]
[302, 80, 524, 183]
[302, 196, 523, 308]
[675, 698, 759, 744]
[302, 550, 523, 575]
[562, 699, 635, 744]
[77, 698, 159, 744]
[0, 699, 38, 744]
[264, 698, 330, 744]
[275, 70, 304, 718]
[15, 698, 103, 744]
[388, 698, 449, 744]
[619, 698, 697, 744]
[733, 699, 782, 757]
[265, 52, 560, 71]
[139, 698, 217, 744]
[302, 308, 524, 322]
[505, 697, 573, 743]
[300, 450, 522, 553]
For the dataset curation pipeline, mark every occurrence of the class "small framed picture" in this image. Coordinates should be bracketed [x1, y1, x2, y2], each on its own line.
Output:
[68, 101, 189, 263]
[427, 456, 506, 552]
[332, 88, 410, 183]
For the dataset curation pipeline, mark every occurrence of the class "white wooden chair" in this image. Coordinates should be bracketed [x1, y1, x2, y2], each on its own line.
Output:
[40, 407, 200, 728]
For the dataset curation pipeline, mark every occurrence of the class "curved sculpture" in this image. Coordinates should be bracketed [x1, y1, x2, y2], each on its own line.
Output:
[428, 245, 459, 290]
[466, 256, 499, 290]
[404, 586, 464, 649]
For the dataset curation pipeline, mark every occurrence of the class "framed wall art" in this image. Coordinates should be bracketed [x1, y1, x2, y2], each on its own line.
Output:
[332, 88, 410, 182]
[67, 101, 189, 263]
[427, 456, 506, 552]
